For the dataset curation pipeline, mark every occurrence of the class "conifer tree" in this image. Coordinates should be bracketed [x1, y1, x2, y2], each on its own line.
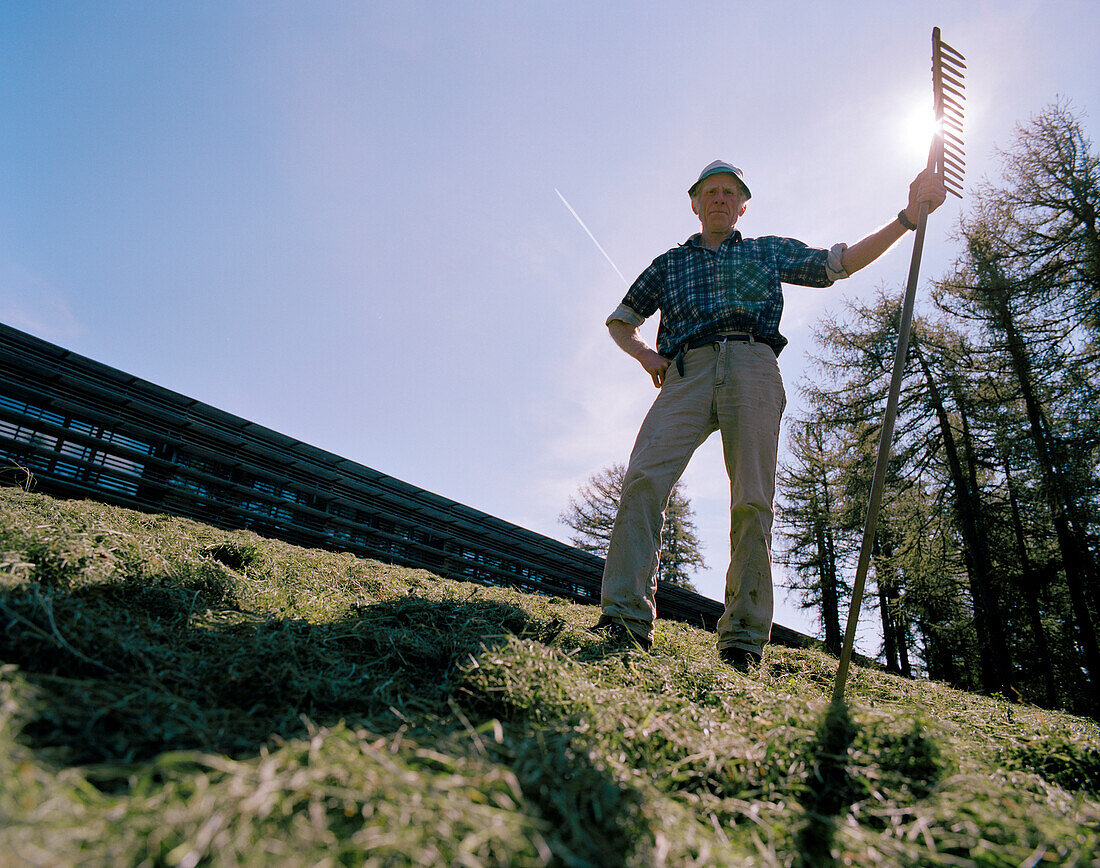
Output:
[777, 413, 846, 654]
[559, 463, 704, 591]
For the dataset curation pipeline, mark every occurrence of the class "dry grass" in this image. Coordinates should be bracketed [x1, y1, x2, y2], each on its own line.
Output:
[1, 487, 1098, 866]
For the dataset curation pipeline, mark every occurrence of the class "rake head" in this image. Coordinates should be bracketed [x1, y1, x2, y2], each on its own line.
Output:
[932, 27, 966, 198]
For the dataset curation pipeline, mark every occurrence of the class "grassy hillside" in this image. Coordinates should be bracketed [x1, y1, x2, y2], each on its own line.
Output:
[1, 487, 1097, 866]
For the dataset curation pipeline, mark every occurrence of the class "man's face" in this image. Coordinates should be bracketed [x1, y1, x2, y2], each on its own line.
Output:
[691, 174, 748, 234]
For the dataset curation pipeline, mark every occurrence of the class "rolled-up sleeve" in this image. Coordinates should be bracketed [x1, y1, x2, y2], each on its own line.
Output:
[614, 256, 664, 320]
[826, 242, 850, 283]
[605, 302, 646, 328]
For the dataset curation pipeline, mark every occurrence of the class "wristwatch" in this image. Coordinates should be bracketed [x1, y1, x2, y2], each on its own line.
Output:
[898, 209, 918, 231]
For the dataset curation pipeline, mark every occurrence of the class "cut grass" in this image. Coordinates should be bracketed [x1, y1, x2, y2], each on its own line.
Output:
[1, 487, 1098, 866]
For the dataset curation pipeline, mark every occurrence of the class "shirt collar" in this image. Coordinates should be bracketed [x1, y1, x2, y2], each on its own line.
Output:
[685, 230, 743, 248]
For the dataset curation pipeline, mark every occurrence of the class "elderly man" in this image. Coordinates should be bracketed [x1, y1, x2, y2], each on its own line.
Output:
[592, 160, 945, 668]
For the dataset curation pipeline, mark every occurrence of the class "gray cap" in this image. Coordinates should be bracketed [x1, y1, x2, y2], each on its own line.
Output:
[688, 160, 751, 199]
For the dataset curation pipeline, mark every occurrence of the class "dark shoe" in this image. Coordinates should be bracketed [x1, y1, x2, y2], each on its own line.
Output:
[590, 616, 652, 651]
[719, 646, 762, 670]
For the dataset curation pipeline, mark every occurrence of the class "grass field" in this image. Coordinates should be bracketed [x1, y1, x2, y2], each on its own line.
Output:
[1, 487, 1098, 866]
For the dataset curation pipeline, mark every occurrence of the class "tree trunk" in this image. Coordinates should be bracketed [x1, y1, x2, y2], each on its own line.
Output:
[873, 532, 903, 674]
[1003, 453, 1059, 707]
[814, 431, 842, 654]
[814, 511, 842, 655]
[911, 340, 1013, 694]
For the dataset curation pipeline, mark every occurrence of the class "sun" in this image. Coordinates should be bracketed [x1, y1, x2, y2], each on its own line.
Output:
[900, 103, 942, 160]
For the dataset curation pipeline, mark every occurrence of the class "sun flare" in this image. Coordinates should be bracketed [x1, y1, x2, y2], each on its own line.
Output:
[900, 104, 942, 160]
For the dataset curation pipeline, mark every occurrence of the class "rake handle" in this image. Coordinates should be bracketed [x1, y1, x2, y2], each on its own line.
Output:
[831, 197, 931, 703]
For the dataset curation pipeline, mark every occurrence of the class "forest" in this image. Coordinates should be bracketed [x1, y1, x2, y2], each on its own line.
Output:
[777, 102, 1099, 717]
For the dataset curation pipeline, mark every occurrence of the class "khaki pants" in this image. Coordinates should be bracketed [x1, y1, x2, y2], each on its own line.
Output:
[600, 340, 786, 652]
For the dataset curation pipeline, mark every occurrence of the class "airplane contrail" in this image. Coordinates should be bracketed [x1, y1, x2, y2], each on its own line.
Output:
[554, 187, 629, 286]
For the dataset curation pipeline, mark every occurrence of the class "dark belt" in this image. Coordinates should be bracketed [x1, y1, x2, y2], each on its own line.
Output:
[673, 332, 776, 376]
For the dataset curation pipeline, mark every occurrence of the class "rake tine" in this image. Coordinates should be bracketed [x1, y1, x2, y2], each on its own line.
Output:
[943, 130, 966, 154]
[941, 80, 966, 102]
[940, 67, 966, 90]
[938, 36, 966, 58]
[942, 85, 964, 104]
[943, 114, 965, 134]
[943, 156, 966, 177]
[942, 124, 964, 143]
[942, 92, 965, 114]
[940, 64, 966, 83]
[942, 140, 965, 159]
[941, 64, 966, 84]
[944, 108, 966, 127]
[944, 155, 966, 173]
[939, 40, 966, 64]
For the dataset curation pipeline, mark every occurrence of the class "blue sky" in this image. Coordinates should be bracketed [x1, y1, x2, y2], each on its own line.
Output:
[3, 1, 1097, 650]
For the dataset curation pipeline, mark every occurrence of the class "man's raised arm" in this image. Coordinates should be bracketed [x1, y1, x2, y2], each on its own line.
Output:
[840, 169, 947, 276]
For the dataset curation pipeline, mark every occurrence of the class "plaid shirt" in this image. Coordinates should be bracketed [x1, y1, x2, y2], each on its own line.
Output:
[609, 232, 847, 357]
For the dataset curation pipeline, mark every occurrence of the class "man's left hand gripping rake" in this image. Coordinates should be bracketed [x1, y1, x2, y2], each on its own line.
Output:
[832, 28, 965, 702]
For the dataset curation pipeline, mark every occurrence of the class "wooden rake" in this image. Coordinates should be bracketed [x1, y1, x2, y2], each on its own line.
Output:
[831, 28, 965, 702]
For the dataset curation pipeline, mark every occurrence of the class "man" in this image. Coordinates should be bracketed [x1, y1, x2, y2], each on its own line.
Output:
[592, 160, 946, 668]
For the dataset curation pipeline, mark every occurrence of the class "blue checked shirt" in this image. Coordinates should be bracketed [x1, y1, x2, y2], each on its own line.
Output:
[608, 232, 849, 357]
